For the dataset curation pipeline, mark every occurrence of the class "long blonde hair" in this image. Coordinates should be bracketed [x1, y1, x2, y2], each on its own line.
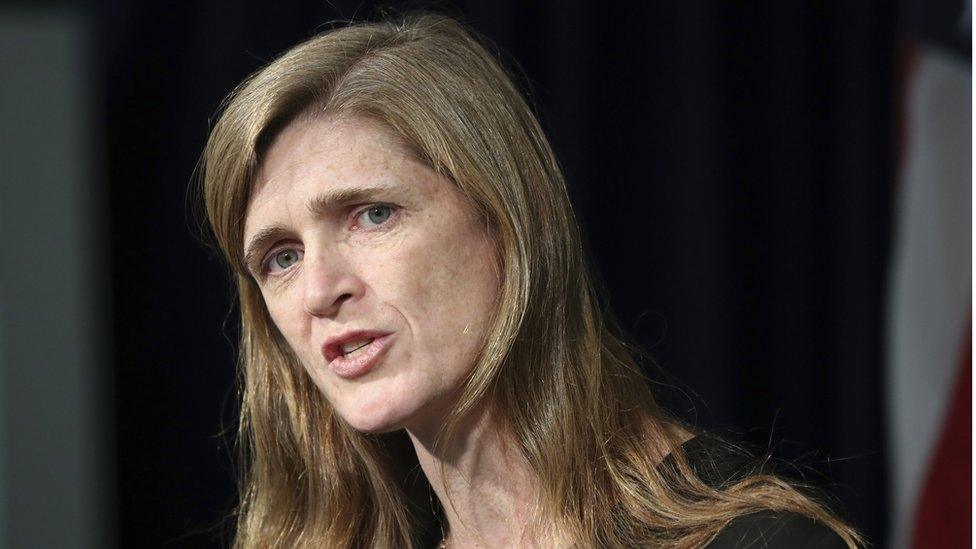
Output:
[201, 12, 861, 548]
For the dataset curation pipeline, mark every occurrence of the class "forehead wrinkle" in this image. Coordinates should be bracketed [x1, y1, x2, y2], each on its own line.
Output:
[245, 162, 303, 240]
[251, 151, 316, 205]
[253, 116, 421, 201]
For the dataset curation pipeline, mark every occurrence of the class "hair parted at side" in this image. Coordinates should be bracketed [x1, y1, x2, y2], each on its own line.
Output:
[200, 11, 862, 548]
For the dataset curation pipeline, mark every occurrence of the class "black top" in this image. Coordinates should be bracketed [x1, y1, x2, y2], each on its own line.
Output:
[675, 436, 849, 549]
[706, 510, 848, 548]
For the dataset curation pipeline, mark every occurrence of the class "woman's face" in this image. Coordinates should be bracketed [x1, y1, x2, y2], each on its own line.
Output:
[242, 115, 499, 434]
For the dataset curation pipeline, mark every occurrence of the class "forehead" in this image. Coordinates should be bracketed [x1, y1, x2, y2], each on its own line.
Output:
[243, 116, 428, 236]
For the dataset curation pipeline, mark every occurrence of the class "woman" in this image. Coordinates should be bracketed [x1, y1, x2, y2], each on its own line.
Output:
[201, 12, 861, 548]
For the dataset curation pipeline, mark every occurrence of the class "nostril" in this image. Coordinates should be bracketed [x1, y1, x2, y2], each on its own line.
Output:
[305, 291, 354, 318]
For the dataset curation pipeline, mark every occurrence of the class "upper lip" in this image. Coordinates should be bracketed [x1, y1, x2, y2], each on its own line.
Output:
[322, 329, 391, 362]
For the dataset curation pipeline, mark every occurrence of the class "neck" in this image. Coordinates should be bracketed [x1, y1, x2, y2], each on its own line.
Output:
[405, 406, 553, 548]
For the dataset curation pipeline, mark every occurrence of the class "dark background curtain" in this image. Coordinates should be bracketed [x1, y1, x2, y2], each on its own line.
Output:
[96, 1, 897, 546]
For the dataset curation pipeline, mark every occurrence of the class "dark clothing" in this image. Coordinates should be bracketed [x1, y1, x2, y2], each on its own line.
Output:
[706, 510, 848, 548]
[674, 436, 848, 548]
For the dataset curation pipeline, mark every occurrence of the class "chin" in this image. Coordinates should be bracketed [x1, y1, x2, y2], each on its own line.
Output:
[335, 393, 424, 434]
[342, 414, 405, 434]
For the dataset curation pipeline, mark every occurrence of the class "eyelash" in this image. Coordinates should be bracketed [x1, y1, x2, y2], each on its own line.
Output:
[257, 203, 400, 278]
[351, 203, 397, 230]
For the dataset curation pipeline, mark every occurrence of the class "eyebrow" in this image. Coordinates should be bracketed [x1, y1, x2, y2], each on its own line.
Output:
[242, 185, 395, 274]
[243, 225, 291, 274]
[305, 185, 390, 216]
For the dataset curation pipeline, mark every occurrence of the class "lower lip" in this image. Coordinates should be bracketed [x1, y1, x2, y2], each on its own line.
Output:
[328, 333, 394, 379]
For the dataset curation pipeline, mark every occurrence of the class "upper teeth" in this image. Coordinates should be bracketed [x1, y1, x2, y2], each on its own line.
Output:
[341, 339, 373, 354]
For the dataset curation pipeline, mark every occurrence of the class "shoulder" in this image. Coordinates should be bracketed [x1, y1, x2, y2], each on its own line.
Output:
[670, 436, 850, 548]
[706, 511, 848, 548]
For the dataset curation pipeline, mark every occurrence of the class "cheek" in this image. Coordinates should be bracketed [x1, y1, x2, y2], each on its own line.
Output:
[262, 287, 312, 360]
[389, 221, 498, 369]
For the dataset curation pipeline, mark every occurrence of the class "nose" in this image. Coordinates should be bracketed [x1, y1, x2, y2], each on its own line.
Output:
[302, 254, 366, 317]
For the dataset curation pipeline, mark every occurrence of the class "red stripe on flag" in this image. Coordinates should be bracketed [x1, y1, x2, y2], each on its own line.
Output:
[911, 316, 972, 548]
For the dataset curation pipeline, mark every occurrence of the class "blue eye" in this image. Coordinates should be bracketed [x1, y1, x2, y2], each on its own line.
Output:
[268, 248, 303, 273]
[358, 205, 394, 227]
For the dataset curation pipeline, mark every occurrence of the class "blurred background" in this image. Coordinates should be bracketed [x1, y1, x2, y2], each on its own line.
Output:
[0, 0, 970, 547]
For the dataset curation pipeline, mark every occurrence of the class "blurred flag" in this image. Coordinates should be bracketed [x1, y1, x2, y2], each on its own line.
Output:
[887, 1, 971, 547]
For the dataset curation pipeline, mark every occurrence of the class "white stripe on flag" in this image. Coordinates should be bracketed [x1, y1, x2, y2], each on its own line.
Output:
[886, 46, 971, 549]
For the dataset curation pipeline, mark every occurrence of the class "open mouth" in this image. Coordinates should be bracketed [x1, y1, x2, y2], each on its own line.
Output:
[325, 332, 394, 379]
[340, 338, 374, 357]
